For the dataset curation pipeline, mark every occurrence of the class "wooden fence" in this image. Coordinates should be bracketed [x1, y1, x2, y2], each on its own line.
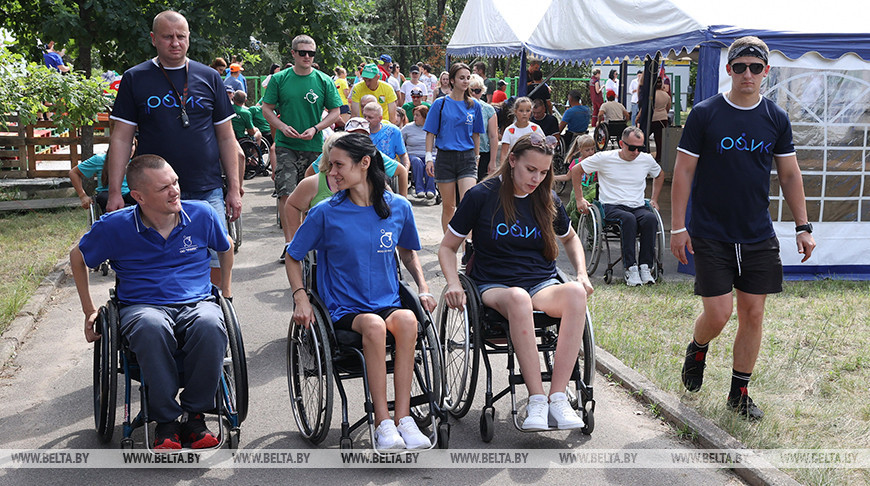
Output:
[0, 116, 111, 178]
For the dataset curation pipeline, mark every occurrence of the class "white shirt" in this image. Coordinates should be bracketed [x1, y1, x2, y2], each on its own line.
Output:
[579, 150, 661, 207]
[500, 123, 542, 151]
[629, 79, 639, 104]
[400, 79, 429, 101]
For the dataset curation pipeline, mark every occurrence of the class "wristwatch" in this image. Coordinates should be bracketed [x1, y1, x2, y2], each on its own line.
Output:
[795, 223, 813, 234]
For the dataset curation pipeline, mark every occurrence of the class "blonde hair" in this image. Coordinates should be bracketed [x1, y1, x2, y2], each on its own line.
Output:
[565, 134, 595, 163]
[320, 132, 349, 172]
[469, 73, 486, 94]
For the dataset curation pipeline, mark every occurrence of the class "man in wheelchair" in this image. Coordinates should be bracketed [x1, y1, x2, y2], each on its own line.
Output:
[70, 155, 234, 450]
[573, 126, 663, 286]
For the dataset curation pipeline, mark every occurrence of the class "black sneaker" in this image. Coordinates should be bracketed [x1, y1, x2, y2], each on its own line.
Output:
[681, 343, 706, 392]
[180, 413, 219, 449]
[153, 421, 181, 450]
[279, 247, 286, 264]
[727, 393, 765, 421]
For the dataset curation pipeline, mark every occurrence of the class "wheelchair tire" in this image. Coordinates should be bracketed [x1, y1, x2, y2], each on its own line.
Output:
[258, 139, 272, 176]
[594, 123, 609, 151]
[651, 204, 666, 282]
[552, 137, 569, 194]
[226, 213, 242, 253]
[409, 317, 444, 428]
[580, 308, 596, 388]
[576, 204, 603, 275]
[287, 295, 334, 445]
[221, 295, 249, 424]
[437, 273, 480, 419]
[93, 301, 119, 443]
[239, 138, 261, 180]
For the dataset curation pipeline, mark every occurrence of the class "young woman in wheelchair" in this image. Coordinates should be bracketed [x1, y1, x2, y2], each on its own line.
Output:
[438, 133, 594, 430]
[285, 133, 438, 450]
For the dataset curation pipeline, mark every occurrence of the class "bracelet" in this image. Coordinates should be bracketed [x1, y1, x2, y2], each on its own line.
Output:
[418, 292, 434, 299]
[670, 227, 687, 235]
[292, 288, 307, 298]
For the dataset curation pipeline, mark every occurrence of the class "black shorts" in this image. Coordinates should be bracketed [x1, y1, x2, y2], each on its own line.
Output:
[333, 307, 402, 332]
[693, 236, 783, 297]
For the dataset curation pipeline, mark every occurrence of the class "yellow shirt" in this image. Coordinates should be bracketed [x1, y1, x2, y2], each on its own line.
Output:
[350, 80, 397, 116]
[335, 77, 349, 105]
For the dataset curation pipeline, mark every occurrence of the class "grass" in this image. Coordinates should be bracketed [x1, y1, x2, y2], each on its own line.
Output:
[0, 208, 87, 335]
[589, 280, 870, 485]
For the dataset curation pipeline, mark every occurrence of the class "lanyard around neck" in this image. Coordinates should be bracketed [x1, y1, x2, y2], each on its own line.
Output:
[157, 60, 190, 127]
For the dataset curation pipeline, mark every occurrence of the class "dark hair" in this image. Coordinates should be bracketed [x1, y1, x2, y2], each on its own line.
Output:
[473, 61, 486, 72]
[126, 154, 166, 192]
[448, 62, 474, 108]
[330, 133, 390, 219]
[413, 104, 429, 118]
[269, 63, 280, 74]
[608, 69, 617, 80]
[531, 70, 543, 82]
[488, 134, 558, 260]
[568, 89, 582, 102]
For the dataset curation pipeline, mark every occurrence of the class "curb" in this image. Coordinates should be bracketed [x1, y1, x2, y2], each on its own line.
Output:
[1, 259, 71, 369]
[594, 346, 801, 486]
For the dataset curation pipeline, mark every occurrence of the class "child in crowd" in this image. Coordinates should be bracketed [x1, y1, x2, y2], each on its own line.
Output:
[499, 97, 541, 167]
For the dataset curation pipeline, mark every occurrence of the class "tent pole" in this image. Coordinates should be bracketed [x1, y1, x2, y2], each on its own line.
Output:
[619, 59, 628, 107]
[518, 50, 528, 97]
[528, 64, 565, 99]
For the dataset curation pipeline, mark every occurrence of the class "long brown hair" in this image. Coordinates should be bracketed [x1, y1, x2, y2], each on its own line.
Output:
[488, 133, 559, 261]
[448, 62, 474, 108]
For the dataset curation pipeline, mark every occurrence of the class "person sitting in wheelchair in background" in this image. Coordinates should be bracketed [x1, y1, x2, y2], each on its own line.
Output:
[572, 126, 663, 286]
[439, 133, 594, 431]
[70, 154, 234, 450]
[285, 133, 437, 450]
[69, 130, 137, 213]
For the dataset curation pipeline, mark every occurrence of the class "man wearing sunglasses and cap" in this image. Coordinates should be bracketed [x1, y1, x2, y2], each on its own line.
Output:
[671, 36, 815, 421]
[573, 126, 664, 287]
[262, 34, 342, 262]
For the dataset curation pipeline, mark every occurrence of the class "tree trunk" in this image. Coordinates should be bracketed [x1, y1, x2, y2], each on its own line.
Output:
[76, 0, 95, 159]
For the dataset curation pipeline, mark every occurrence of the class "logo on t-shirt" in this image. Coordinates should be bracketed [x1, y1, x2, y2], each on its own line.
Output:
[718, 132, 772, 154]
[146, 90, 206, 114]
[304, 89, 319, 104]
[465, 113, 474, 125]
[378, 229, 394, 253]
[179, 235, 199, 254]
[379, 96, 386, 103]
[492, 219, 541, 240]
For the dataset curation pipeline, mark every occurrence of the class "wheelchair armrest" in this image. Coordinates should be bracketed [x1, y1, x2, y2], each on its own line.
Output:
[398, 281, 433, 331]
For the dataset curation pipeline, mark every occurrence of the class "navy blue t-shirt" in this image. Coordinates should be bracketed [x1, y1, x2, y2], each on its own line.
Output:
[448, 178, 570, 288]
[111, 59, 235, 193]
[678, 94, 795, 243]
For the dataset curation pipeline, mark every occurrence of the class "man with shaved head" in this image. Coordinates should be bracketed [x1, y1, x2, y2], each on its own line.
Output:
[107, 10, 241, 285]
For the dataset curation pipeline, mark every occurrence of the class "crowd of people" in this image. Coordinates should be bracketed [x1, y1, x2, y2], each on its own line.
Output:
[69, 9, 816, 452]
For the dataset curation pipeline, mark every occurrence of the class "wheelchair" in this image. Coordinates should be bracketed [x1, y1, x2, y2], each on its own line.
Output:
[226, 211, 241, 254]
[550, 136, 570, 195]
[594, 120, 627, 151]
[575, 199, 665, 284]
[287, 252, 450, 450]
[93, 285, 248, 450]
[87, 196, 110, 276]
[435, 265, 596, 442]
[239, 136, 270, 180]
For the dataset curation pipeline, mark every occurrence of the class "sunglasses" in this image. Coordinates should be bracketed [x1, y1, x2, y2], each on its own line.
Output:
[471, 88, 482, 94]
[295, 50, 316, 58]
[411, 94, 422, 97]
[731, 62, 764, 75]
[526, 132, 558, 153]
[623, 143, 644, 152]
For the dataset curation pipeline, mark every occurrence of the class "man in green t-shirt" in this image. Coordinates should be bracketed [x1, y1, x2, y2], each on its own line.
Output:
[231, 90, 262, 144]
[262, 34, 342, 260]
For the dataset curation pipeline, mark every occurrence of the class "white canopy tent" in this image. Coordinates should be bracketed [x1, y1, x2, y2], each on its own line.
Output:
[448, 0, 870, 278]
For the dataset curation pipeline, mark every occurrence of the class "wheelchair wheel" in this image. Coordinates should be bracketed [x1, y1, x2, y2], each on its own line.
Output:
[409, 317, 444, 427]
[287, 295, 334, 444]
[239, 138, 261, 180]
[258, 139, 272, 176]
[575, 203, 603, 275]
[552, 137, 569, 194]
[436, 273, 480, 419]
[594, 123, 609, 151]
[93, 301, 119, 443]
[220, 295, 249, 424]
[226, 213, 242, 253]
[651, 204, 666, 282]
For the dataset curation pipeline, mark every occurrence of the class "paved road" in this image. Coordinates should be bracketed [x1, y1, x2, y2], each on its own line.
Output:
[0, 177, 739, 485]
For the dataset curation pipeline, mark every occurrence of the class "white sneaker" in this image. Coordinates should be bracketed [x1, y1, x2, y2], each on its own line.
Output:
[522, 394, 549, 430]
[639, 264, 656, 285]
[375, 419, 405, 450]
[548, 392, 584, 429]
[425, 191, 436, 200]
[397, 416, 432, 450]
[625, 265, 643, 286]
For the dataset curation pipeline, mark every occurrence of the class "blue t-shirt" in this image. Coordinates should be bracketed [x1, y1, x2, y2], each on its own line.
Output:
[76, 153, 130, 194]
[448, 178, 570, 288]
[110, 59, 236, 193]
[370, 123, 407, 159]
[311, 151, 399, 178]
[78, 201, 231, 305]
[562, 105, 591, 133]
[43, 51, 64, 71]
[286, 192, 421, 322]
[678, 93, 795, 243]
[423, 96, 485, 151]
[478, 100, 496, 153]
[224, 75, 246, 93]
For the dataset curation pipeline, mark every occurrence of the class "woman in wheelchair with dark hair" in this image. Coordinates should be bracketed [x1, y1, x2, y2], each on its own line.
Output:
[285, 133, 437, 450]
[439, 133, 594, 430]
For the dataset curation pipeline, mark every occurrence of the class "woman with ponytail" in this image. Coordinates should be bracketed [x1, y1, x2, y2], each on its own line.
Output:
[285, 132, 436, 451]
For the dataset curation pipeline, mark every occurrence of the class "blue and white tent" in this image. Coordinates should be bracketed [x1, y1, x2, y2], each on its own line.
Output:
[449, 0, 870, 278]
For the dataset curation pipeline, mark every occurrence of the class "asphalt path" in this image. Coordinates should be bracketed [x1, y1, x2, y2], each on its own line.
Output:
[0, 177, 740, 485]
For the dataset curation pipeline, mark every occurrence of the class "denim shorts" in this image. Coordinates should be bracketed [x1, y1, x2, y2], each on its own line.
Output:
[434, 149, 477, 183]
[477, 277, 561, 298]
[182, 187, 225, 268]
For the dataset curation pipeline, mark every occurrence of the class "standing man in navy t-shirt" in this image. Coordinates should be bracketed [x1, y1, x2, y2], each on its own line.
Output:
[670, 36, 816, 420]
[106, 10, 241, 284]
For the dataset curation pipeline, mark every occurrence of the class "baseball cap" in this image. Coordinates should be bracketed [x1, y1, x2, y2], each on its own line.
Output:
[344, 117, 370, 133]
[379, 54, 393, 64]
[225, 85, 234, 93]
[361, 63, 380, 79]
[410, 89, 423, 96]
[229, 63, 244, 73]
[409, 65, 420, 73]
